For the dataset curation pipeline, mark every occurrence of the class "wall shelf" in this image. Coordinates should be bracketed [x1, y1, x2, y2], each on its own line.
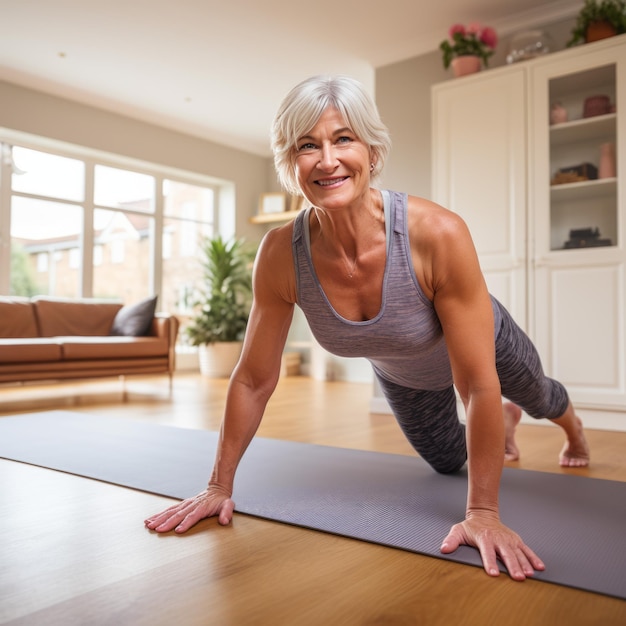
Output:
[550, 177, 617, 202]
[250, 210, 301, 224]
[550, 113, 616, 146]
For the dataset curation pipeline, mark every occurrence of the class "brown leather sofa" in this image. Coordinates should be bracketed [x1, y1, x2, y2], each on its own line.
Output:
[0, 296, 179, 388]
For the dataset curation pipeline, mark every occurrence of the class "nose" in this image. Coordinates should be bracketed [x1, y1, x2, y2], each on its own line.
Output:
[318, 142, 338, 171]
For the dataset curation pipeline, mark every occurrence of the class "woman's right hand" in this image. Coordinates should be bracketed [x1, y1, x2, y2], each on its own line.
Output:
[144, 484, 235, 534]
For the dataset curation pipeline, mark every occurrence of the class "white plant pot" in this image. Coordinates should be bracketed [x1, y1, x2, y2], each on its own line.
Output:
[198, 342, 243, 378]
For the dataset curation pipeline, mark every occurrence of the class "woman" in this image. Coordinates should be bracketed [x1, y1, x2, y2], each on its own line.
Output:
[145, 75, 590, 580]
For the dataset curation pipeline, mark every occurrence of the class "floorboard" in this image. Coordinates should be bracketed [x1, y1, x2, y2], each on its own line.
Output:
[1, 373, 625, 625]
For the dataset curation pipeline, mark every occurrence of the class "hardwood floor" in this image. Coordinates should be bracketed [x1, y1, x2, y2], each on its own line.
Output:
[1, 373, 625, 625]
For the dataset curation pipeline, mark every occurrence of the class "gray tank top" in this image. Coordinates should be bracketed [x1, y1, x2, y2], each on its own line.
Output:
[292, 190, 451, 390]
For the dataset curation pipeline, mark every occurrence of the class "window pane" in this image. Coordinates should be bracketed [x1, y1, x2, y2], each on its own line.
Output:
[161, 180, 215, 322]
[94, 165, 155, 213]
[161, 217, 213, 315]
[10, 196, 82, 297]
[92, 208, 152, 303]
[163, 180, 214, 220]
[12, 146, 84, 202]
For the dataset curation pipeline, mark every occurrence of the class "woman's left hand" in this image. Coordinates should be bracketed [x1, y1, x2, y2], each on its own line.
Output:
[440, 512, 545, 581]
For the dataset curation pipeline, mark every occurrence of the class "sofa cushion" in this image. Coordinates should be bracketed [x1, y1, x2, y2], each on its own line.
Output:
[110, 296, 158, 337]
[0, 338, 63, 362]
[33, 297, 122, 336]
[0, 298, 39, 338]
[58, 336, 169, 359]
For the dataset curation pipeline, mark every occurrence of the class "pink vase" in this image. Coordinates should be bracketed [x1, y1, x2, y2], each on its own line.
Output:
[451, 56, 481, 77]
[599, 142, 616, 179]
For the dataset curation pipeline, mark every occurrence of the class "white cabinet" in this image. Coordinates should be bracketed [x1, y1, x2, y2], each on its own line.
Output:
[432, 66, 528, 328]
[530, 41, 626, 409]
[432, 35, 626, 411]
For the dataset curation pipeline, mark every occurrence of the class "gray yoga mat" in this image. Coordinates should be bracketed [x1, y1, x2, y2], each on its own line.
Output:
[0, 410, 625, 600]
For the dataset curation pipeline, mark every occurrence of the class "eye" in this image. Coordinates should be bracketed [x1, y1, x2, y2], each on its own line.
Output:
[337, 136, 353, 145]
[297, 142, 317, 152]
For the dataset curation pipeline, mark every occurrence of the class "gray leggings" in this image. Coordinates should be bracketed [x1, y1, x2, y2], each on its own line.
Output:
[376, 305, 569, 474]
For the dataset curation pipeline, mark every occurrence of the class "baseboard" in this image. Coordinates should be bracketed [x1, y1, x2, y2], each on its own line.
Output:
[370, 395, 626, 432]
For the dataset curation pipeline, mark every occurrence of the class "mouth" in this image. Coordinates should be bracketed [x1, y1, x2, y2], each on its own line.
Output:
[314, 177, 348, 187]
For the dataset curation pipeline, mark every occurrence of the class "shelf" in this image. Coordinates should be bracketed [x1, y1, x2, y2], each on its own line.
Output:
[550, 177, 617, 202]
[250, 210, 301, 224]
[550, 113, 616, 146]
[549, 63, 615, 100]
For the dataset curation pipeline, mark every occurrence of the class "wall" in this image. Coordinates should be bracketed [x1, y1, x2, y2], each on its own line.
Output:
[0, 80, 271, 241]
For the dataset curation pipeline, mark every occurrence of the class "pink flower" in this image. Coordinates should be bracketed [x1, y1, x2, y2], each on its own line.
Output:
[480, 26, 498, 49]
[466, 22, 482, 35]
[449, 23, 465, 39]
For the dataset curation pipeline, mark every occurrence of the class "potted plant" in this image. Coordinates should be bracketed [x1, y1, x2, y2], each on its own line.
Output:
[567, 0, 626, 46]
[439, 22, 498, 77]
[186, 235, 255, 377]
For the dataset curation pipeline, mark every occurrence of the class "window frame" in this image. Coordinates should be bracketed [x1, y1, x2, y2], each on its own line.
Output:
[0, 129, 233, 299]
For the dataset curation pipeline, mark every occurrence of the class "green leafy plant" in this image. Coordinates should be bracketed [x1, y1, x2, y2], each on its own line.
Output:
[185, 235, 255, 345]
[567, 0, 626, 46]
[439, 22, 498, 69]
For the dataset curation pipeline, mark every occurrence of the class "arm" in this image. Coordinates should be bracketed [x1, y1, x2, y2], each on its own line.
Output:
[409, 198, 544, 580]
[145, 225, 296, 533]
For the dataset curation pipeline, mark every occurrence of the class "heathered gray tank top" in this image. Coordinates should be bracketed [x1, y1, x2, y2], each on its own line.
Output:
[293, 190, 456, 390]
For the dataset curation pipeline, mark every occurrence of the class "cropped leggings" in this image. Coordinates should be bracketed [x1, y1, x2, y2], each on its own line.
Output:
[376, 304, 569, 474]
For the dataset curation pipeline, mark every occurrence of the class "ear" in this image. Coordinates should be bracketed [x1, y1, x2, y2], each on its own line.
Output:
[369, 152, 378, 174]
[369, 149, 378, 169]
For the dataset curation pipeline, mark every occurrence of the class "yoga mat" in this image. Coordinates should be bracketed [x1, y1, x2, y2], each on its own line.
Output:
[1, 410, 625, 600]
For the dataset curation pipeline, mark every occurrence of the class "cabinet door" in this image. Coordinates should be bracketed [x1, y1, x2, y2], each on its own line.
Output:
[530, 40, 626, 409]
[432, 67, 527, 328]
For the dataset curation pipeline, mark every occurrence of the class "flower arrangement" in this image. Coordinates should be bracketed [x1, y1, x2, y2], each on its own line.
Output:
[440, 23, 498, 69]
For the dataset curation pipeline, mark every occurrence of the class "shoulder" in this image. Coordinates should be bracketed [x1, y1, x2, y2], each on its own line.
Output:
[406, 195, 472, 248]
[405, 195, 480, 297]
[254, 220, 297, 304]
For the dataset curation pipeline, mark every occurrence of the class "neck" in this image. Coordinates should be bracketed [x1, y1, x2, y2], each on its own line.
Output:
[307, 188, 386, 279]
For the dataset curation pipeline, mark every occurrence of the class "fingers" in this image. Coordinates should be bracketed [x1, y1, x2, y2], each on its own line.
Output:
[480, 534, 545, 581]
[144, 492, 235, 534]
[144, 502, 192, 533]
[218, 499, 235, 525]
[440, 525, 462, 554]
[443, 519, 545, 581]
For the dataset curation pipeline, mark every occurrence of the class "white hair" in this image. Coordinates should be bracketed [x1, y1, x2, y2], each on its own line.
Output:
[270, 75, 391, 195]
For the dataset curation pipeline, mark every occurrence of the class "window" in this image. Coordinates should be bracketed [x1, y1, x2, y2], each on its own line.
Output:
[1, 138, 224, 331]
[11, 195, 83, 297]
[12, 147, 84, 202]
[161, 180, 215, 315]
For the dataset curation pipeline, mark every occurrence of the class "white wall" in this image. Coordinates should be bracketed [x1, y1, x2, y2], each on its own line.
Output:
[0, 80, 271, 241]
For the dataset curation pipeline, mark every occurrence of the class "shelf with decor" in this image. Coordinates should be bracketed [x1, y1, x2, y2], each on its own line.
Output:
[250, 209, 301, 224]
[547, 61, 618, 252]
[249, 192, 306, 224]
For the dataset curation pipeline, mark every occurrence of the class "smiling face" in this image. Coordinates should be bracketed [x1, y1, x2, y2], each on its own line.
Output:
[294, 107, 373, 211]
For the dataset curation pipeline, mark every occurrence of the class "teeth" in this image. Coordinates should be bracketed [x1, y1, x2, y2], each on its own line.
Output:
[317, 178, 345, 186]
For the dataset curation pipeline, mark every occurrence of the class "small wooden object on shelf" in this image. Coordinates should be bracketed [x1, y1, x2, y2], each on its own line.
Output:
[551, 162, 598, 185]
[250, 194, 307, 224]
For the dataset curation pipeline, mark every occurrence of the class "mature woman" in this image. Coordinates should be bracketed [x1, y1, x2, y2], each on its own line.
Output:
[145, 75, 589, 580]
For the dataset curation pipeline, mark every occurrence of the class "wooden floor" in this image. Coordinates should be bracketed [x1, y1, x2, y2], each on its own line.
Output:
[1, 373, 625, 625]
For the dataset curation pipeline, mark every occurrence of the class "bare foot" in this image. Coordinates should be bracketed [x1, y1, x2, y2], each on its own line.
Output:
[503, 402, 522, 461]
[557, 416, 590, 468]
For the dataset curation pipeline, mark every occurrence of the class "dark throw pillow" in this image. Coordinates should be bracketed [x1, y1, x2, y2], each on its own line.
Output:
[110, 296, 158, 337]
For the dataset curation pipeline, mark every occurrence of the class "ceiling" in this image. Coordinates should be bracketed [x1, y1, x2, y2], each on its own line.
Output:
[0, 0, 580, 156]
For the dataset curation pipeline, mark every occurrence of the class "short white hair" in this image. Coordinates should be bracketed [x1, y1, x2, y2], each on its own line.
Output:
[270, 75, 391, 195]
